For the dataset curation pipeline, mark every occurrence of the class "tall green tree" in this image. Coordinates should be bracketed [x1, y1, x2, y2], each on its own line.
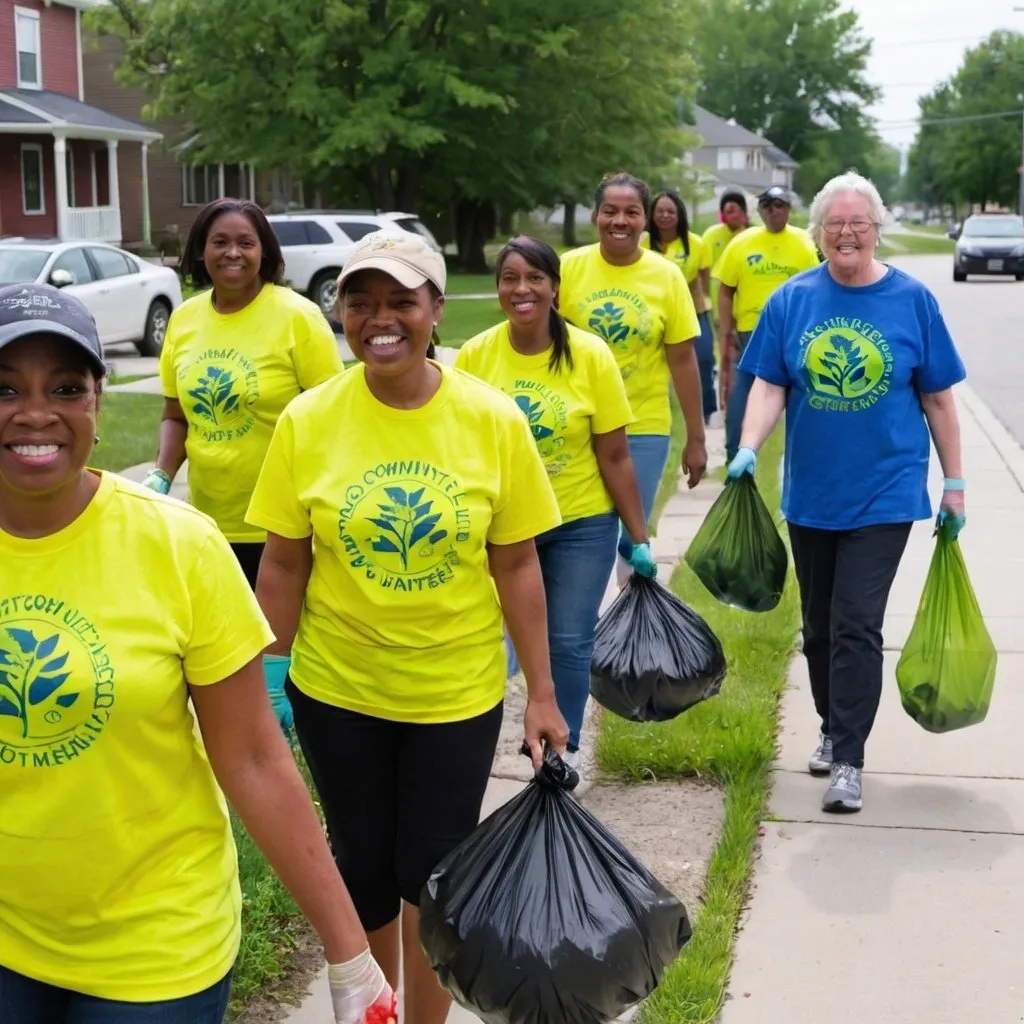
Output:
[906, 31, 1024, 211]
[90, 0, 696, 269]
[690, 0, 879, 188]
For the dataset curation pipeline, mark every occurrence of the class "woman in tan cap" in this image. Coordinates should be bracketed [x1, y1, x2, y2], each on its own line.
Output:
[247, 232, 569, 1024]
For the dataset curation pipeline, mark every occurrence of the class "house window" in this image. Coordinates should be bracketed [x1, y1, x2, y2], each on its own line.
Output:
[15, 7, 41, 89]
[182, 162, 254, 206]
[716, 148, 749, 171]
[21, 144, 44, 215]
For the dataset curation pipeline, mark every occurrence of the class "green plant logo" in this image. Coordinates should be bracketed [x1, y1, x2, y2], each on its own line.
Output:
[178, 348, 260, 442]
[338, 471, 467, 591]
[803, 328, 887, 405]
[515, 395, 555, 442]
[0, 608, 111, 768]
[369, 486, 449, 571]
[588, 302, 631, 347]
[0, 628, 78, 740]
[188, 365, 241, 424]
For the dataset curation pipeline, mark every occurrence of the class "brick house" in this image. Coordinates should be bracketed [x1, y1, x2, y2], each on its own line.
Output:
[0, 0, 159, 243]
[82, 32, 305, 252]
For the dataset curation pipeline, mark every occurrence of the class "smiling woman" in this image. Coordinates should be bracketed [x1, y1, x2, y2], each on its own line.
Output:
[245, 230, 570, 1024]
[0, 283, 393, 1024]
[145, 198, 344, 601]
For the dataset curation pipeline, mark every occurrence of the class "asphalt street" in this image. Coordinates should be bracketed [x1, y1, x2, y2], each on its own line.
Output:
[895, 253, 1024, 444]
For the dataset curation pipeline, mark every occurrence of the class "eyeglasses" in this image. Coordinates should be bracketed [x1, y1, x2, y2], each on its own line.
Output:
[822, 219, 877, 235]
[758, 200, 789, 211]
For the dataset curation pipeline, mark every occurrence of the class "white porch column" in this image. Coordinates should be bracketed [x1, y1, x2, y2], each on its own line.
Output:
[53, 135, 68, 241]
[106, 139, 121, 242]
[141, 142, 151, 245]
[248, 163, 256, 202]
[217, 163, 225, 199]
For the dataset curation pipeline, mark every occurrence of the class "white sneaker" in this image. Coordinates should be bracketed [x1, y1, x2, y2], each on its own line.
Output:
[563, 749, 583, 787]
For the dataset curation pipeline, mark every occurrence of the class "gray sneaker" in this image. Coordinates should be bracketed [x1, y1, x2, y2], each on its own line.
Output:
[822, 762, 862, 813]
[808, 732, 833, 776]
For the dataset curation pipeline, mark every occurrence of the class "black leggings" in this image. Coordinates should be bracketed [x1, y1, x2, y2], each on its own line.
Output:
[229, 542, 264, 590]
[287, 680, 503, 931]
[788, 521, 911, 768]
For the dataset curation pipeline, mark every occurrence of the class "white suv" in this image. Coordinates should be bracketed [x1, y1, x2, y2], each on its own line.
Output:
[268, 211, 442, 318]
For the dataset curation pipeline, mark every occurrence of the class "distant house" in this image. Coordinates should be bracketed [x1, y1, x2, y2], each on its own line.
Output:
[82, 31, 305, 251]
[686, 105, 799, 212]
[0, 0, 158, 243]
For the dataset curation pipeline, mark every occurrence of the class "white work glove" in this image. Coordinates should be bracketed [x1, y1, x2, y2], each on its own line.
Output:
[328, 949, 396, 1024]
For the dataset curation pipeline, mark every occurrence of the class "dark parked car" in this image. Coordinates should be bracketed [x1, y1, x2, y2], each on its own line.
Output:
[953, 214, 1024, 282]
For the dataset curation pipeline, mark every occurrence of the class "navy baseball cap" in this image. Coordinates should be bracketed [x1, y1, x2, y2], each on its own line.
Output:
[757, 186, 792, 206]
[0, 283, 105, 376]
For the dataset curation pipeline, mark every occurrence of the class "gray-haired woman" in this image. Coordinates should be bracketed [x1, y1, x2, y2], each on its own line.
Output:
[726, 171, 967, 813]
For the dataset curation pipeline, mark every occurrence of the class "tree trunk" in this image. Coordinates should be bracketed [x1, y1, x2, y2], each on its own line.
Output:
[498, 207, 514, 236]
[395, 162, 421, 213]
[370, 159, 396, 211]
[454, 198, 494, 273]
[562, 200, 578, 248]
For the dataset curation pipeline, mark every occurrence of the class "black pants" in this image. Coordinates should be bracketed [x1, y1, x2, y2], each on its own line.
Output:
[229, 542, 264, 590]
[788, 522, 912, 768]
[287, 680, 503, 931]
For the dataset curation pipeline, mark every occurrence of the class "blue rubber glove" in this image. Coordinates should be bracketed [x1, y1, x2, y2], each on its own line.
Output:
[142, 468, 172, 494]
[726, 447, 757, 480]
[263, 654, 295, 739]
[936, 478, 966, 540]
[628, 542, 658, 579]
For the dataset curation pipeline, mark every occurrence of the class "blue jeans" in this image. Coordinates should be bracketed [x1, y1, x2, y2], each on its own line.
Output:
[694, 311, 717, 421]
[617, 434, 671, 561]
[0, 966, 233, 1023]
[725, 330, 754, 463]
[536, 511, 619, 750]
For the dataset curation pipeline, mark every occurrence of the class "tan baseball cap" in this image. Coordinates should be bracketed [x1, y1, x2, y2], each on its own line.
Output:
[336, 231, 447, 293]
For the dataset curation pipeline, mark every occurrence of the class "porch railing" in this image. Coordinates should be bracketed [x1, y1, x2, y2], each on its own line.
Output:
[63, 206, 122, 244]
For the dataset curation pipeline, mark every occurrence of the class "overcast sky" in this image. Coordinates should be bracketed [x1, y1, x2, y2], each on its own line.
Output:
[849, 0, 1022, 152]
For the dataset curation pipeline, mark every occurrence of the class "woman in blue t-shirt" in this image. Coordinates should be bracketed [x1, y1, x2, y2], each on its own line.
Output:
[726, 172, 966, 815]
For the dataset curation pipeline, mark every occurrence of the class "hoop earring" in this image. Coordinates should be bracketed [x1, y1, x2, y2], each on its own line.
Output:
[94, 435, 101, 445]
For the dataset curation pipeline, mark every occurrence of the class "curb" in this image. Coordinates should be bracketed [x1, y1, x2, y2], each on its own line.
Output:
[956, 381, 1024, 491]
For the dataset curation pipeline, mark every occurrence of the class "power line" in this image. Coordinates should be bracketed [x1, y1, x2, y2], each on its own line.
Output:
[870, 108, 1023, 128]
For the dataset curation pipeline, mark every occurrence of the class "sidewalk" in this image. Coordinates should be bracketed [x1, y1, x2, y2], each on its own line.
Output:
[275, 425, 727, 1024]
[721, 383, 1024, 1023]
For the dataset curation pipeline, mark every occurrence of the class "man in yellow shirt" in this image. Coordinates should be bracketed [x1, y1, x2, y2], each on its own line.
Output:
[714, 185, 820, 460]
[703, 189, 750, 331]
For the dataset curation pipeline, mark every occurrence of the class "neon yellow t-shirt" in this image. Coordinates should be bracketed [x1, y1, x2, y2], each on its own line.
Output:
[704, 222, 747, 323]
[455, 322, 634, 523]
[713, 225, 821, 333]
[644, 233, 713, 313]
[0, 473, 273, 1001]
[559, 244, 699, 436]
[246, 364, 561, 724]
[160, 283, 343, 542]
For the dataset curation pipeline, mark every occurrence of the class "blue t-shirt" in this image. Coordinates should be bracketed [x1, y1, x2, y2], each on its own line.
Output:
[739, 263, 966, 530]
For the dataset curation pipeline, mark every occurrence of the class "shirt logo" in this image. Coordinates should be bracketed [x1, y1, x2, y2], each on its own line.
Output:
[179, 347, 260, 442]
[746, 253, 764, 266]
[513, 380, 570, 478]
[573, 288, 655, 380]
[799, 318, 893, 412]
[0, 596, 114, 770]
[338, 462, 471, 592]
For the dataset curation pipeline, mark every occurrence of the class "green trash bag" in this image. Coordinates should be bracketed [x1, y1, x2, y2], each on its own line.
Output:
[896, 521, 997, 734]
[684, 475, 788, 613]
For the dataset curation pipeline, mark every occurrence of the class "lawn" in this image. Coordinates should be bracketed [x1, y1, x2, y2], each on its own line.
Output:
[438, 296, 504, 348]
[598, 422, 800, 1024]
[879, 233, 955, 257]
[91, 394, 162, 473]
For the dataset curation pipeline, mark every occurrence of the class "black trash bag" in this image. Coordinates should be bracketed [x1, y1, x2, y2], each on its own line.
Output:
[420, 748, 692, 1024]
[590, 574, 727, 722]
[684, 474, 788, 612]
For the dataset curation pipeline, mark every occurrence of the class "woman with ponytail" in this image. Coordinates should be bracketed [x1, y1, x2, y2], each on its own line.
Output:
[456, 237, 650, 772]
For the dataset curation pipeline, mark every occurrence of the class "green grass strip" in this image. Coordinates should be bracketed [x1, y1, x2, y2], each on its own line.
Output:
[597, 425, 800, 1024]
